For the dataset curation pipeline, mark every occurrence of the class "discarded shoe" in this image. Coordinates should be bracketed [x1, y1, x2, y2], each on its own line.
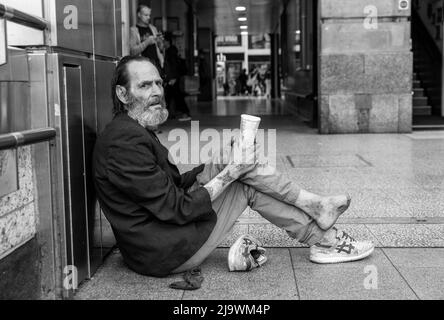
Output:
[228, 235, 267, 272]
[310, 230, 374, 264]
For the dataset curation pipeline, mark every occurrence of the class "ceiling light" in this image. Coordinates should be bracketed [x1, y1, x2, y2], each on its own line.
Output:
[241, 31, 248, 36]
[240, 25, 248, 29]
[238, 17, 247, 21]
[235, 6, 247, 12]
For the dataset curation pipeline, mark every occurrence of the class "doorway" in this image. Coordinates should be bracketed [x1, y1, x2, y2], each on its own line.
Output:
[411, 0, 444, 129]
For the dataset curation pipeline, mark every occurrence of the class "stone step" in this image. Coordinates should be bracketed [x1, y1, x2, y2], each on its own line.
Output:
[426, 88, 442, 97]
[413, 63, 431, 71]
[413, 60, 430, 65]
[415, 72, 436, 81]
[421, 81, 439, 89]
[413, 88, 425, 97]
[413, 80, 421, 88]
[413, 96, 429, 106]
[413, 105, 432, 116]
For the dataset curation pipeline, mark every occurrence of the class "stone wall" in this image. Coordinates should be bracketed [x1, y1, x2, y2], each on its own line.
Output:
[319, 0, 413, 133]
[0, 146, 37, 260]
[0, 146, 44, 299]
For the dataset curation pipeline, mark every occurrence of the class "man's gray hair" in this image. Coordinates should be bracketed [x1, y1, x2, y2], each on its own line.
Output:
[111, 55, 154, 117]
[137, 4, 151, 14]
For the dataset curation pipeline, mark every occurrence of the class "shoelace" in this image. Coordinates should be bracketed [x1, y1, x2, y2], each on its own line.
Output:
[336, 231, 356, 243]
[334, 231, 357, 254]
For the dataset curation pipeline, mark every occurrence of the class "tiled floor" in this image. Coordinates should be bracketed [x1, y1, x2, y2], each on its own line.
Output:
[75, 98, 444, 300]
[76, 248, 444, 300]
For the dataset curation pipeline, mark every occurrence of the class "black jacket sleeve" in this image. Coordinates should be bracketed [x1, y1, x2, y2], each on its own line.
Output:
[180, 164, 205, 190]
[106, 134, 213, 225]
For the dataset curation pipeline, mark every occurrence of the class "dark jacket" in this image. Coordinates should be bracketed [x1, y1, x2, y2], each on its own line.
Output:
[93, 114, 217, 277]
[164, 45, 188, 82]
[164, 45, 180, 82]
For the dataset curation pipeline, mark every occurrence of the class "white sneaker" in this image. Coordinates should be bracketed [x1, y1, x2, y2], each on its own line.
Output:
[228, 235, 267, 272]
[310, 230, 374, 264]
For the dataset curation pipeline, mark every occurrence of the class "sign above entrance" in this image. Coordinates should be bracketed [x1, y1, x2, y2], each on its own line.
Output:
[399, 0, 409, 11]
[216, 35, 242, 47]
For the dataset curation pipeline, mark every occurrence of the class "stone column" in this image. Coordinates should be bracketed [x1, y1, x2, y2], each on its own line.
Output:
[319, 0, 413, 133]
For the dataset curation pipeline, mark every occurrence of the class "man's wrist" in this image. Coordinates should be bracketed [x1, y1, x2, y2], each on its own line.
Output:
[223, 165, 240, 181]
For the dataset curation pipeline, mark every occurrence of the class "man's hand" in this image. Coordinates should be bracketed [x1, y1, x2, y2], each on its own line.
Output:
[142, 35, 156, 46]
[203, 135, 262, 201]
[226, 136, 262, 180]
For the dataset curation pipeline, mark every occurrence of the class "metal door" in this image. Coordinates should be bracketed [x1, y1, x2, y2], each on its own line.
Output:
[61, 66, 89, 283]
[52, 54, 108, 288]
[93, 0, 117, 57]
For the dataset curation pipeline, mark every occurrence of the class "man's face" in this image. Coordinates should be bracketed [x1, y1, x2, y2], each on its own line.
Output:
[138, 7, 151, 25]
[124, 61, 168, 128]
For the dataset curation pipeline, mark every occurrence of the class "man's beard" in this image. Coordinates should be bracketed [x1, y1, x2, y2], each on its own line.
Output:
[127, 95, 169, 128]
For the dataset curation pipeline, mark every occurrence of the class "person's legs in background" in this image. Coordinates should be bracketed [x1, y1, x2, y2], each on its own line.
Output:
[174, 81, 191, 121]
[165, 83, 176, 120]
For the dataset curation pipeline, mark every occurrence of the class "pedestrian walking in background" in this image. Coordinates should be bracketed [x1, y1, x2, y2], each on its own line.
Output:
[238, 69, 248, 96]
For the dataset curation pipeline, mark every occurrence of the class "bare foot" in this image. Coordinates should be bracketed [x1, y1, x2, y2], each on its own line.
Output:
[296, 191, 351, 230]
[316, 195, 351, 230]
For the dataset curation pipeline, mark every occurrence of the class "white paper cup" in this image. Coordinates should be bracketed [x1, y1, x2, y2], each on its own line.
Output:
[240, 114, 261, 145]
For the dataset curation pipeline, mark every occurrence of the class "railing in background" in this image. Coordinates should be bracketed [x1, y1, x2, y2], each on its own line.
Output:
[0, 4, 48, 30]
[0, 128, 56, 150]
[0, 5, 52, 148]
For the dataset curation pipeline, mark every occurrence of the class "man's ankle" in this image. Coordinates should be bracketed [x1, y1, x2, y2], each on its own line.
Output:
[315, 227, 338, 247]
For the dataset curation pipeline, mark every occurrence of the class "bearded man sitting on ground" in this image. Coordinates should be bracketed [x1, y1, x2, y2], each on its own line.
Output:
[92, 56, 374, 277]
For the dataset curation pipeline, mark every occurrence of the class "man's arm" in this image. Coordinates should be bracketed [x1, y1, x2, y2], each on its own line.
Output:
[203, 166, 240, 201]
[129, 27, 155, 56]
[180, 164, 205, 189]
[203, 140, 259, 201]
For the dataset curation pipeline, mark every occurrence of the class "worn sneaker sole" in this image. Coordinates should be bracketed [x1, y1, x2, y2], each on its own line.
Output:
[310, 246, 374, 264]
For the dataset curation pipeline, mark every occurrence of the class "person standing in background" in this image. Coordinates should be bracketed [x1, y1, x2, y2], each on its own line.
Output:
[129, 4, 164, 74]
[163, 32, 192, 122]
[238, 69, 248, 96]
[265, 67, 271, 99]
